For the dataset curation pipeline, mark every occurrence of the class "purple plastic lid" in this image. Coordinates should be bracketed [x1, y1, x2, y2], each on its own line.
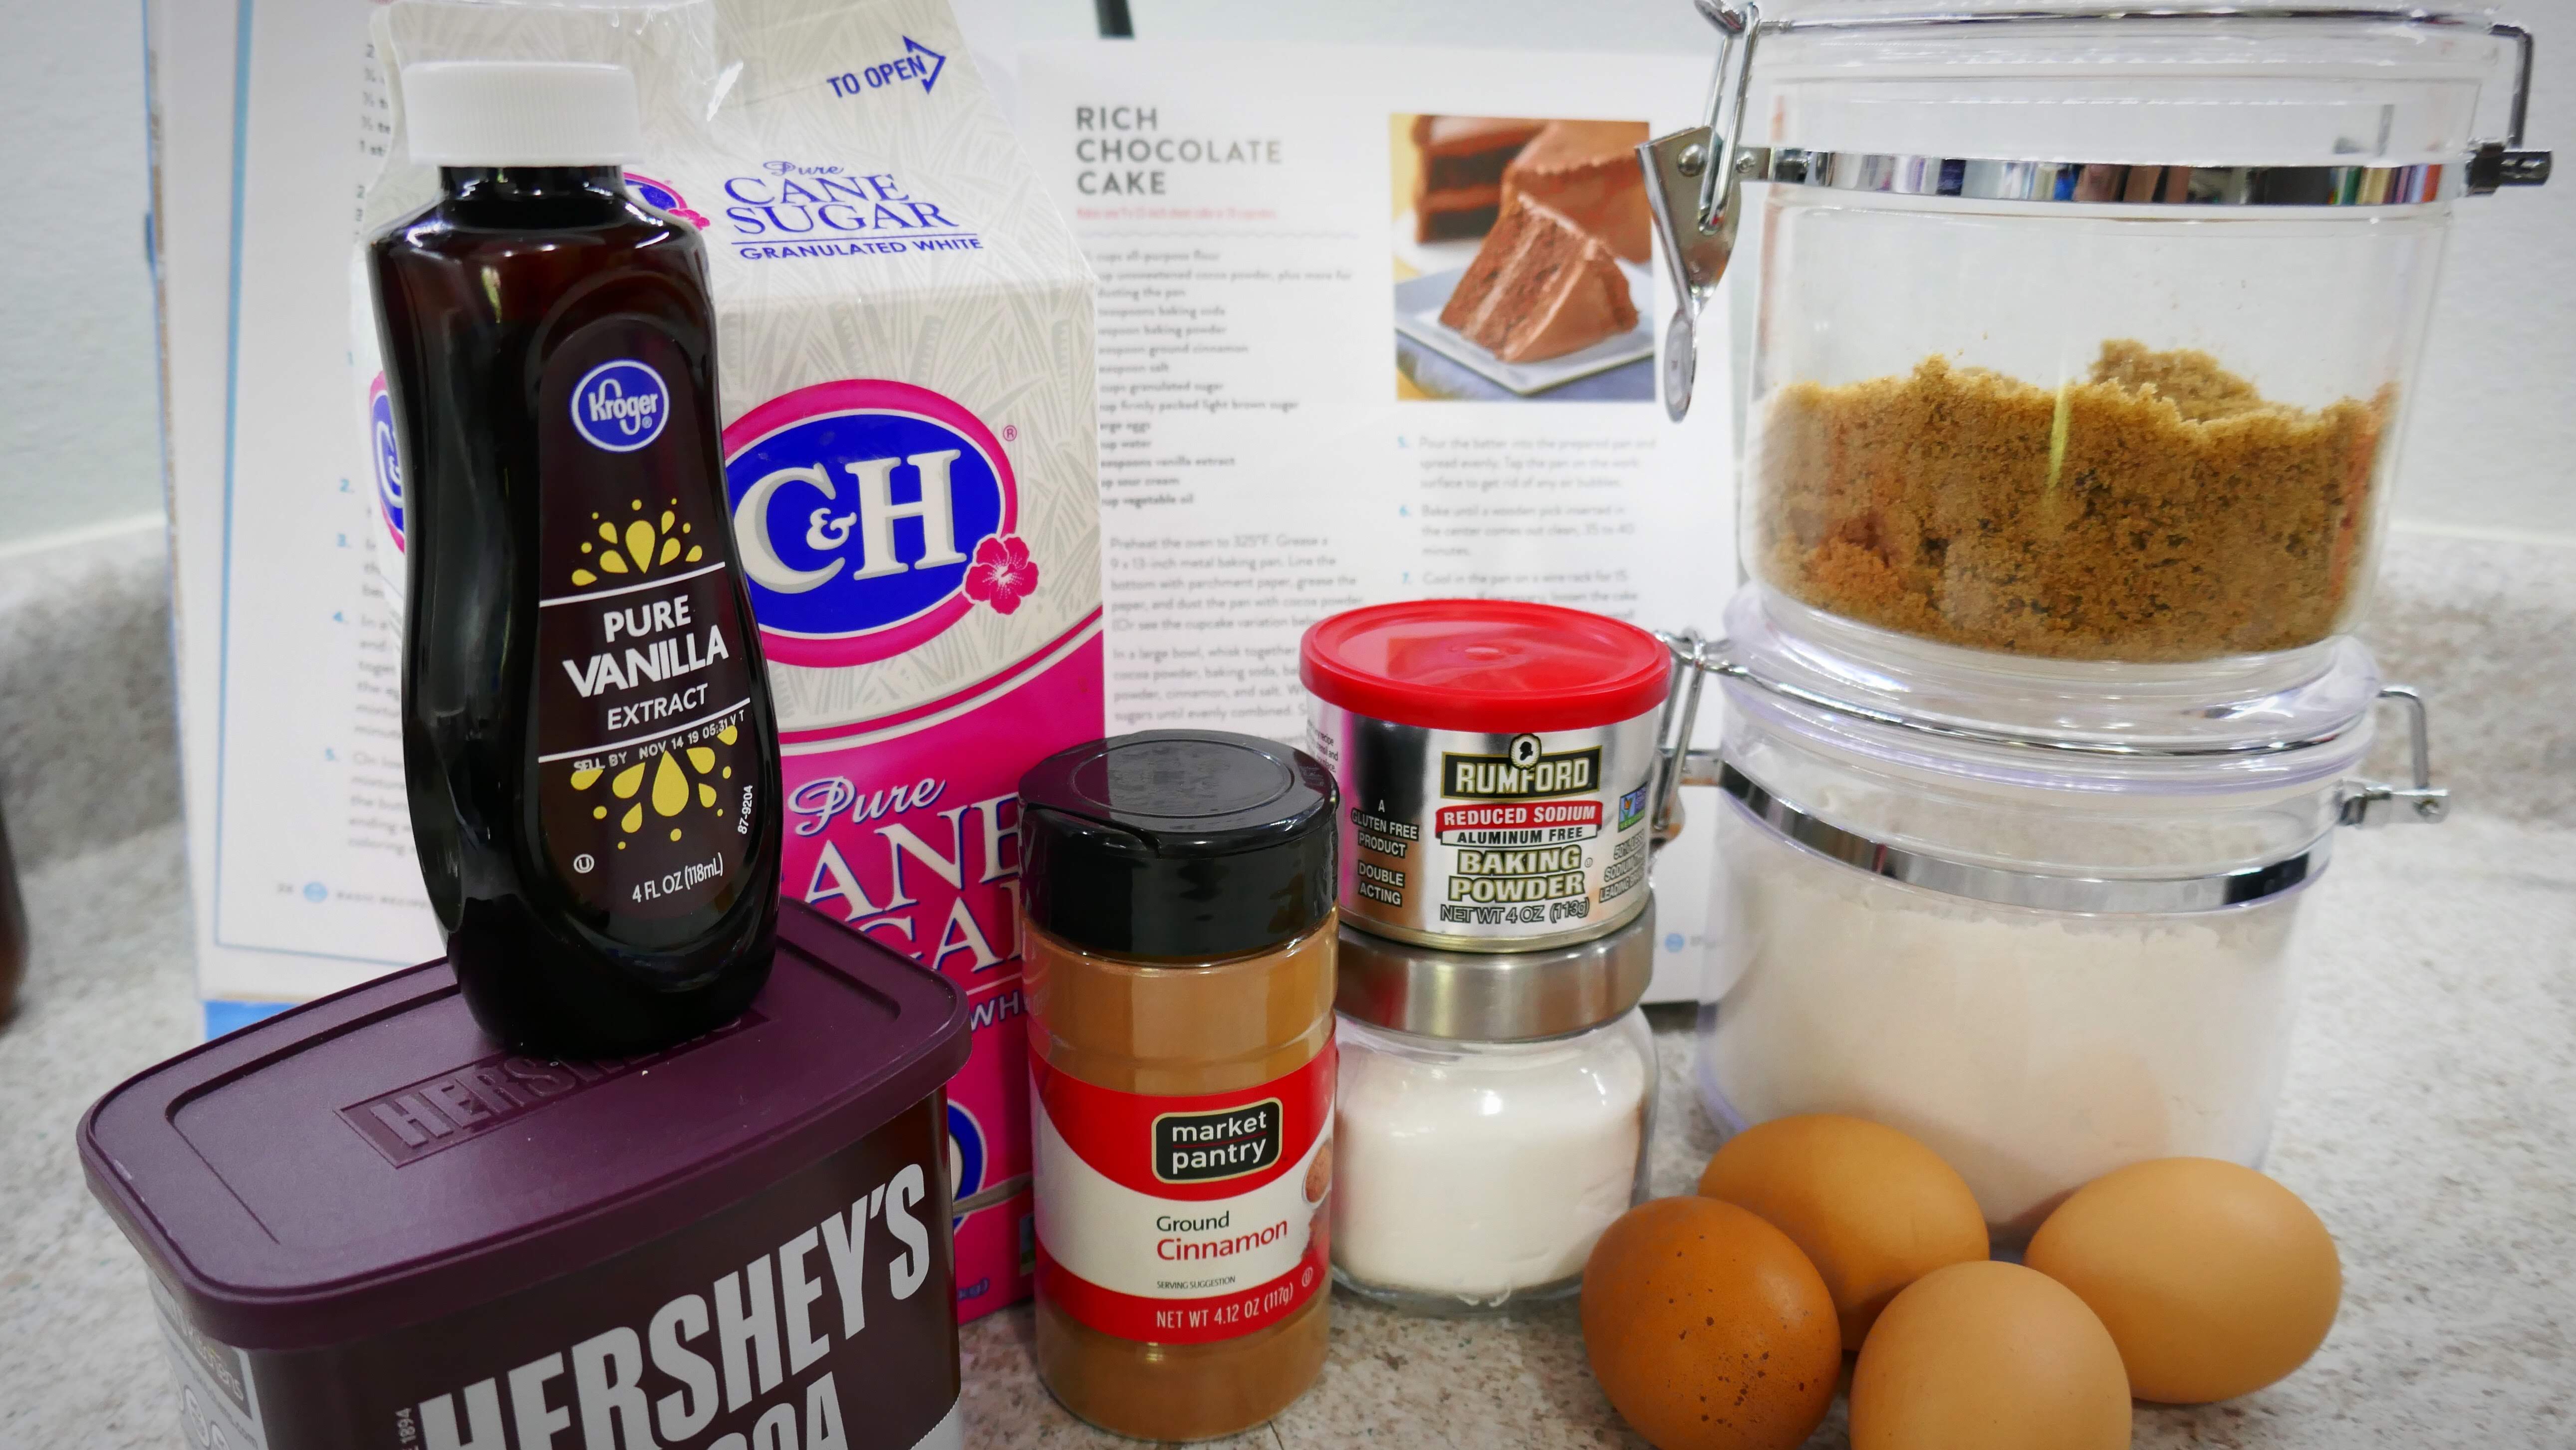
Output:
[79, 900, 968, 1352]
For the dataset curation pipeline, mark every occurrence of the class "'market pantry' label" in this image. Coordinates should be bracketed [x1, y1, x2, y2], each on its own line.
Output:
[1030, 1051, 1332, 1344]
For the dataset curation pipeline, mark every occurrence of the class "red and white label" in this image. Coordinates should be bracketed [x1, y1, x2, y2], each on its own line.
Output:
[1030, 1049, 1333, 1345]
[1434, 798, 1602, 844]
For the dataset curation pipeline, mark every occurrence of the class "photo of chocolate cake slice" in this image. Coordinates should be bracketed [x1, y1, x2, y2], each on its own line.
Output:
[1411, 115, 1547, 243]
[1501, 120, 1653, 263]
[1438, 197, 1639, 364]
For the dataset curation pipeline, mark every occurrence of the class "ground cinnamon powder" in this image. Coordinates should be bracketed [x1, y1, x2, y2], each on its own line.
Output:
[1017, 730, 1343, 1442]
[1754, 341, 2391, 661]
[1024, 925, 1335, 1440]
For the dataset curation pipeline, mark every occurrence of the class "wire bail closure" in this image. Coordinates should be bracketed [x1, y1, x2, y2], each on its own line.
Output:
[2338, 686, 2452, 826]
[1637, 1, 1761, 424]
[1638, 3, 2555, 423]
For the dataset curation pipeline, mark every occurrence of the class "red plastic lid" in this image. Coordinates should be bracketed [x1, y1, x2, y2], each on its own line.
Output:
[1300, 599, 1672, 732]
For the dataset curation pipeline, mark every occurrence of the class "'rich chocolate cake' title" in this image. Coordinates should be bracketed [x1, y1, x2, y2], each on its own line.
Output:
[1072, 105, 1283, 197]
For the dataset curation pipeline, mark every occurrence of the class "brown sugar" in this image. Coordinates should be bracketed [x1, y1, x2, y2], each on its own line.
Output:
[1754, 341, 2391, 661]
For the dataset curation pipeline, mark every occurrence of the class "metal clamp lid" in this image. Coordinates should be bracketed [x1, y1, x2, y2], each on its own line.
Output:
[1641, 3, 2555, 421]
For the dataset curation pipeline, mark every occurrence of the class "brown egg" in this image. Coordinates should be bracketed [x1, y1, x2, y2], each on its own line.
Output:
[1850, 1260, 2132, 1450]
[2026, 1157, 2341, 1404]
[1699, 1114, 1989, 1343]
[1580, 1196, 1840, 1450]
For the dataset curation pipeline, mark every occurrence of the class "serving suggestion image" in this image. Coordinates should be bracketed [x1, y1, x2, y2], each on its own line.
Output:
[1392, 114, 1658, 402]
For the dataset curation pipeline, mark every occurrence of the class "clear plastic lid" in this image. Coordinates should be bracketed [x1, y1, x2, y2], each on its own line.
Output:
[1713, 586, 2382, 800]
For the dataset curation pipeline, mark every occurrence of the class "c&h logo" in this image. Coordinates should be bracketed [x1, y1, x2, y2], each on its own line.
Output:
[570, 359, 672, 453]
[948, 1099, 987, 1225]
[721, 379, 1030, 668]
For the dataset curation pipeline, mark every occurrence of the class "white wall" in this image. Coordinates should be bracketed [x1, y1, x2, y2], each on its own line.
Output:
[0, 0, 162, 553]
[1, 0, 2569, 554]
[2406, 0, 2576, 542]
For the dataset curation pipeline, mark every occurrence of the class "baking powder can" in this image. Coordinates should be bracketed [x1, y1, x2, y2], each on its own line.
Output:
[1300, 600, 1671, 952]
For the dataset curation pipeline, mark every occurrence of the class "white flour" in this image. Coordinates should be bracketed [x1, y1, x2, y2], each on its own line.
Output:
[1703, 814, 2307, 1238]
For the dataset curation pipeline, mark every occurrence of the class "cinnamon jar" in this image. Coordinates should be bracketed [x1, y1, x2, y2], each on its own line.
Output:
[1020, 730, 1338, 1440]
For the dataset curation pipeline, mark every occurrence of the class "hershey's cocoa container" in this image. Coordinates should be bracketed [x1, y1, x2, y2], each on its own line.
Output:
[1301, 600, 1671, 953]
[81, 901, 968, 1450]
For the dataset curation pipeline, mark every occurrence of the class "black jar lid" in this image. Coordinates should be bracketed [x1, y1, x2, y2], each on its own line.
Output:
[1020, 731, 1337, 961]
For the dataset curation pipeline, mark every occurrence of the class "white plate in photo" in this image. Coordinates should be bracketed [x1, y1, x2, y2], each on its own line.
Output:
[1393, 261, 1656, 397]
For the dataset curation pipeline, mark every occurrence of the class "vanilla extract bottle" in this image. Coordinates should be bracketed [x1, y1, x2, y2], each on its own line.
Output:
[370, 61, 780, 1052]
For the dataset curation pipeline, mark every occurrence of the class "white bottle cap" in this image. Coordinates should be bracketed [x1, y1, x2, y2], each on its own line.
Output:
[402, 61, 646, 167]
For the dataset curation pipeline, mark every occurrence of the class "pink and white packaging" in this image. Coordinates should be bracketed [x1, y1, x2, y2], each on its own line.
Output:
[358, 0, 1099, 1321]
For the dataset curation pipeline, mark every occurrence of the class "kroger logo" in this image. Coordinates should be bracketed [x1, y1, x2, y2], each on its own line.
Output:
[569, 359, 671, 453]
[722, 380, 1026, 668]
[367, 373, 404, 552]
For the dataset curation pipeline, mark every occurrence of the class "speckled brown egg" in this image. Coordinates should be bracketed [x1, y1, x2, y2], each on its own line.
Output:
[1699, 1114, 1989, 1344]
[2026, 1157, 2342, 1404]
[1580, 1196, 1841, 1450]
[1850, 1260, 2132, 1450]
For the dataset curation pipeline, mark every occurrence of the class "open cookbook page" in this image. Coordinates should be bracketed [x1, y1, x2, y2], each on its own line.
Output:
[1017, 40, 1732, 998]
[158, 0, 446, 1025]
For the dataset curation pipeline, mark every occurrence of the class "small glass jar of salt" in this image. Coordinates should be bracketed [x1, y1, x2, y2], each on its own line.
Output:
[1330, 899, 1658, 1313]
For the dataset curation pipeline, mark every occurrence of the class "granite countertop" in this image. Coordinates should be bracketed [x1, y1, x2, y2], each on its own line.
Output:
[4, 812, 2571, 1449]
[938, 815, 2576, 1449]
[2, 529, 2572, 1448]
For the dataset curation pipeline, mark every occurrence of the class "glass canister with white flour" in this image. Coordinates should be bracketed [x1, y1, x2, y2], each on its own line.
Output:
[1331, 898, 1658, 1312]
[1682, 595, 2449, 1243]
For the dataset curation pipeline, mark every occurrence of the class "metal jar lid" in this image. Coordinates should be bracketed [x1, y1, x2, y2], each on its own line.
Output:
[1335, 894, 1657, 1043]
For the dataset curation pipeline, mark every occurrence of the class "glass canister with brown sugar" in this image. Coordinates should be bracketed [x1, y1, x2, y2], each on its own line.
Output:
[1020, 730, 1338, 1441]
[1644, 5, 2554, 675]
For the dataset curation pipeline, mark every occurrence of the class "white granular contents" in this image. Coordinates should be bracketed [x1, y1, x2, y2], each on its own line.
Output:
[1333, 1024, 1647, 1303]
[1706, 817, 2305, 1237]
